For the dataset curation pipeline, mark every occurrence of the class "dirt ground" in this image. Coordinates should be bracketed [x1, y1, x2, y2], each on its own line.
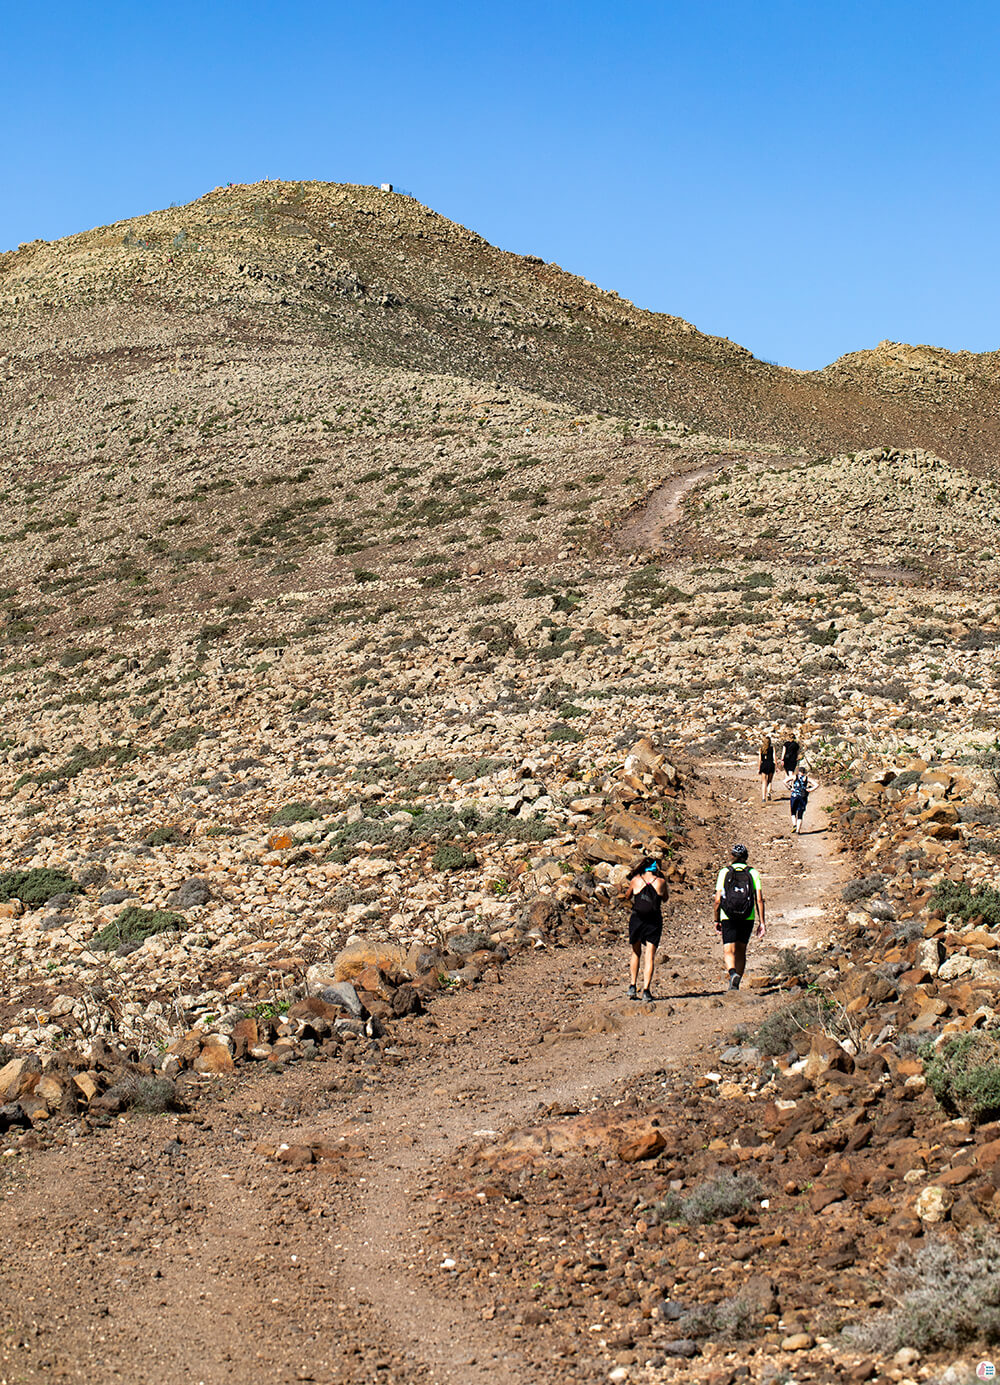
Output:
[0, 760, 844, 1385]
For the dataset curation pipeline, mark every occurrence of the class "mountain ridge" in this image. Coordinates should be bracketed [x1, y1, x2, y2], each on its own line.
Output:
[3, 179, 1000, 466]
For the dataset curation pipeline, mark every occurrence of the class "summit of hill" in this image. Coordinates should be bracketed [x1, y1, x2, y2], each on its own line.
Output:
[5, 178, 1000, 465]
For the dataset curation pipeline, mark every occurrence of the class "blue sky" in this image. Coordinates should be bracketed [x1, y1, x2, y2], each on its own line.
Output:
[4, 0, 998, 369]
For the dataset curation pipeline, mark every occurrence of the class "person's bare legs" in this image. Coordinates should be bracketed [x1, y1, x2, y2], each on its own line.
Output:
[629, 940, 642, 988]
[765, 773, 773, 802]
[760, 774, 768, 804]
[723, 941, 748, 983]
[641, 942, 657, 993]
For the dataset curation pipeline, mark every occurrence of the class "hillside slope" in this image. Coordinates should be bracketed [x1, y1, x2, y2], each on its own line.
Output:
[4, 179, 1000, 467]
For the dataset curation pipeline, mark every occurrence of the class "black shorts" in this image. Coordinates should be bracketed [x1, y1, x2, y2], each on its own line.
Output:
[629, 914, 662, 948]
[721, 916, 754, 945]
[790, 794, 807, 819]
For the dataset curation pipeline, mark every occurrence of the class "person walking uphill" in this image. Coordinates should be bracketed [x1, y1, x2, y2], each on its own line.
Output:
[620, 857, 667, 1002]
[786, 766, 819, 834]
[714, 844, 765, 991]
[758, 736, 775, 803]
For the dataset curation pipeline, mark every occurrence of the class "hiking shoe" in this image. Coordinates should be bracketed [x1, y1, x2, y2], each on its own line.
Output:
[641, 989, 655, 1003]
[728, 972, 742, 991]
[627, 984, 638, 1000]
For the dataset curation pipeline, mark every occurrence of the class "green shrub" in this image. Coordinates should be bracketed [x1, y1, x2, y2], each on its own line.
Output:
[432, 844, 477, 871]
[656, 1171, 764, 1226]
[92, 907, 184, 952]
[161, 726, 204, 752]
[842, 1233, 1000, 1353]
[842, 873, 887, 904]
[0, 868, 80, 906]
[750, 996, 834, 1056]
[547, 724, 584, 743]
[923, 1029, 1000, 1124]
[929, 879, 1000, 928]
[270, 802, 320, 826]
[143, 825, 187, 847]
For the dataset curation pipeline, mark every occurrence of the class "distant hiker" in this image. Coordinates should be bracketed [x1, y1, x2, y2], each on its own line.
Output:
[620, 857, 667, 1003]
[780, 734, 800, 777]
[714, 843, 765, 991]
[786, 766, 819, 834]
[758, 736, 775, 803]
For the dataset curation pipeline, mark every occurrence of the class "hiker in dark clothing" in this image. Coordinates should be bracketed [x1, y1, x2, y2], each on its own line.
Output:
[713, 843, 765, 990]
[785, 766, 819, 834]
[780, 734, 800, 777]
[620, 857, 667, 1003]
[758, 736, 775, 803]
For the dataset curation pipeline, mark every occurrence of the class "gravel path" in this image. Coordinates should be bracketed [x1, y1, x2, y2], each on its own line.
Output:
[0, 760, 843, 1384]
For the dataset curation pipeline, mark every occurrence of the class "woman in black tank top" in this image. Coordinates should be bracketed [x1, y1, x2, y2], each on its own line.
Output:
[621, 857, 667, 1003]
[758, 736, 775, 803]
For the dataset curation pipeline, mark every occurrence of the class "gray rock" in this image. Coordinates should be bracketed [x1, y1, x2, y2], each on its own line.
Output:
[660, 1339, 699, 1358]
[448, 930, 492, 956]
[316, 982, 364, 1018]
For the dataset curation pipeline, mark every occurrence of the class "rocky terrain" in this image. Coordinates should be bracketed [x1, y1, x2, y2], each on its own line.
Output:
[0, 182, 999, 1384]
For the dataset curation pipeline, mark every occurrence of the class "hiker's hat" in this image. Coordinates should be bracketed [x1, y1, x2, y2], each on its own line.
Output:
[731, 843, 748, 861]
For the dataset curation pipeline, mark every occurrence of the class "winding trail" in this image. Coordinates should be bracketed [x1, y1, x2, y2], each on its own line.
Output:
[616, 455, 744, 554]
[0, 760, 844, 1385]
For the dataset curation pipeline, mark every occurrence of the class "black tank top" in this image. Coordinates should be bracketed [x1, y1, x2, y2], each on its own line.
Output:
[630, 882, 663, 924]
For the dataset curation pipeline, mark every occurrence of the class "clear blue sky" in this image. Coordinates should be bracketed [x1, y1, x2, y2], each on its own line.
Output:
[4, 0, 998, 369]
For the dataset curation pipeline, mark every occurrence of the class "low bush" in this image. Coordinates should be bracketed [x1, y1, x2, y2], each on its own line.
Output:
[679, 1292, 765, 1342]
[842, 1233, 1000, 1353]
[547, 724, 583, 743]
[766, 946, 811, 980]
[431, 844, 477, 871]
[929, 879, 1000, 928]
[841, 873, 887, 904]
[270, 802, 320, 826]
[91, 906, 184, 952]
[143, 825, 187, 847]
[923, 1029, 1000, 1124]
[750, 996, 835, 1056]
[0, 868, 80, 906]
[656, 1171, 764, 1226]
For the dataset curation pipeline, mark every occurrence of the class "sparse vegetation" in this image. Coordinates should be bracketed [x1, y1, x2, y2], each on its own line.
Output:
[923, 1029, 1000, 1123]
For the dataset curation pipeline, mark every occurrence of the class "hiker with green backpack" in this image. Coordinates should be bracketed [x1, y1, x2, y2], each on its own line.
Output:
[713, 843, 765, 991]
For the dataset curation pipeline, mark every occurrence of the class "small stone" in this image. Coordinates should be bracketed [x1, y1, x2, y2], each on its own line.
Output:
[915, 1185, 952, 1223]
[781, 1332, 814, 1351]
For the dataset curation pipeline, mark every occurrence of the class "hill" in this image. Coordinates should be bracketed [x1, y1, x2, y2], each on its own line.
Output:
[5, 178, 1000, 471]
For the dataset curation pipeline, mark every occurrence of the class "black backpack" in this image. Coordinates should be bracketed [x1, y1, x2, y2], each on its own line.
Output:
[632, 882, 662, 918]
[721, 865, 754, 921]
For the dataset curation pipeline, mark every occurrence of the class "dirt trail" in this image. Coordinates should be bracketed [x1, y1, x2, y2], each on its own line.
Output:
[616, 455, 743, 553]
[0, 761, 844, 1385]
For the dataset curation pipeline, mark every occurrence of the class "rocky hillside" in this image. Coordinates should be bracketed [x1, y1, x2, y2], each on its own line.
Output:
[5, 179, 1000, 470]
[1, 182, 1000, 1384]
